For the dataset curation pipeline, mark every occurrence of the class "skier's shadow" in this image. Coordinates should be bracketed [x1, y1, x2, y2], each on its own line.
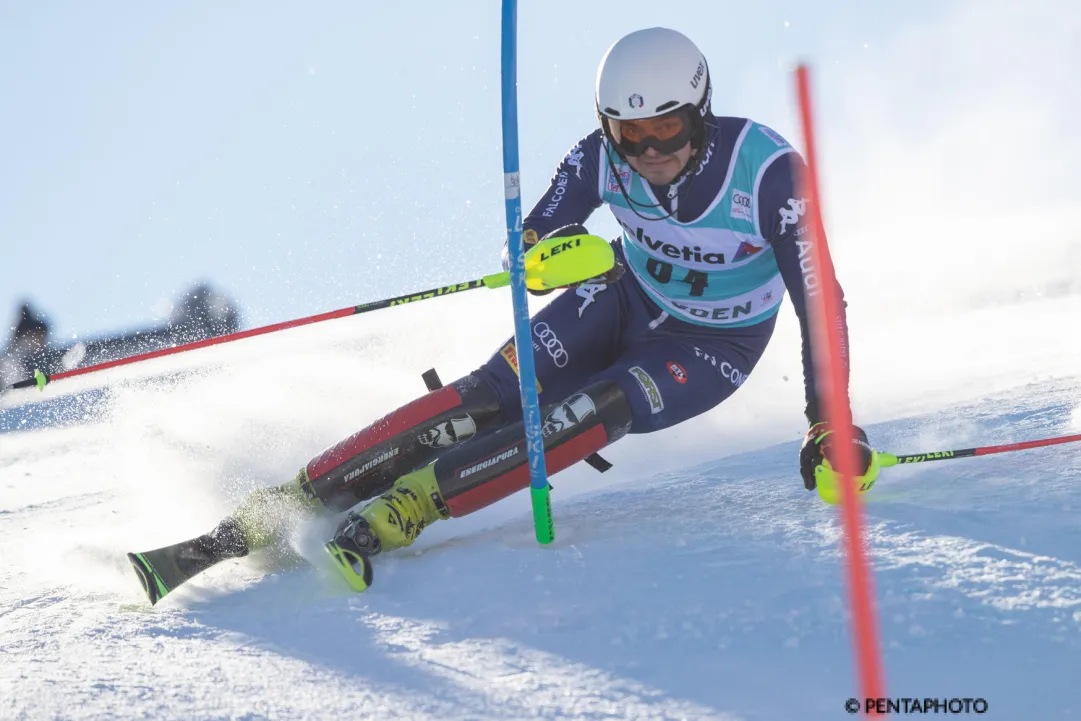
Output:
[168, 491, 766, 718]
[170, 557, 516, 714]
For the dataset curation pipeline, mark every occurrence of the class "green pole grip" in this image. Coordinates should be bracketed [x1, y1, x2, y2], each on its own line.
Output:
[531, 485, 554, 544]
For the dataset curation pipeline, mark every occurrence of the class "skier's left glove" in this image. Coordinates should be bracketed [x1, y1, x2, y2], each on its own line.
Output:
[799, 422, 881, 504]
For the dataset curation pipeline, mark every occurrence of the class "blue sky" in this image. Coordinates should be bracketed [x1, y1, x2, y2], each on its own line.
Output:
[2, 1, 1076, 343]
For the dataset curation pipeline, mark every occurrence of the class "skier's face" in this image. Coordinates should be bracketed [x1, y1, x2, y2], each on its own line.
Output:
[626, 142, 693, 185]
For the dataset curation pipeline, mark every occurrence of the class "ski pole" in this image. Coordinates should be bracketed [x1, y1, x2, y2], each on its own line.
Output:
[879, 432, 1081, 467]
[6, 233, 615, 393]
[500, 0, 554, 545]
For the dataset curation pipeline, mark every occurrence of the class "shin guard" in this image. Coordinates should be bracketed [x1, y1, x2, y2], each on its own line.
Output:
[431, 380, 633, 517]
[296, 375, 503, 511]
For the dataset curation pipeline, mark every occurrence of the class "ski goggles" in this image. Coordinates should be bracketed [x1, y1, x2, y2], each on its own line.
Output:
[606, 107, 695, 157]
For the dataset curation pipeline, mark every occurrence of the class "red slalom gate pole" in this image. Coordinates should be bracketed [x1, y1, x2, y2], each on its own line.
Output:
[795, 64, 887, 707]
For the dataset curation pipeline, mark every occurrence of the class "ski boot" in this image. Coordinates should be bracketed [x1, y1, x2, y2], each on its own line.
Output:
[325, 462, 448, 593]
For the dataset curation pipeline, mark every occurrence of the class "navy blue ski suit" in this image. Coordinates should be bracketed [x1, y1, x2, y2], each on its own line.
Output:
[472, 117, 848, 434]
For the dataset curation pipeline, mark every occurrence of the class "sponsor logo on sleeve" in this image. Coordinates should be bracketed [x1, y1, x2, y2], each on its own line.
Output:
[778, 197, 807, 235]
[794, 234, 820, 298]
[730, 189, 753, 222]
[628, 366, 664, 414]
[564, 143, 584, 178]
[542, 172, 570, 218]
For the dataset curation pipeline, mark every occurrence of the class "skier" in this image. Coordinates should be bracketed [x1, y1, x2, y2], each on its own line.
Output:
[129, 27, 879, 603]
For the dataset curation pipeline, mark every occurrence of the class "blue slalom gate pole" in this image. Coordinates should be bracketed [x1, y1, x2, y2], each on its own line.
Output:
[499, 0, 553, 544]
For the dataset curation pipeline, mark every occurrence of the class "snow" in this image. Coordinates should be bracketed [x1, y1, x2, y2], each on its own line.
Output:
[2, 292, 1079, 720]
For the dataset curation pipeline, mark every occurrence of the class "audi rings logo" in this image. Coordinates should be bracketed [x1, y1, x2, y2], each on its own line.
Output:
[532, 322, 568, 368]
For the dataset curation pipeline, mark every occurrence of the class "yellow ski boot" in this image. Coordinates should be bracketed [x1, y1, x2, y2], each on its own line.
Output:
[324, 462, 448, 592]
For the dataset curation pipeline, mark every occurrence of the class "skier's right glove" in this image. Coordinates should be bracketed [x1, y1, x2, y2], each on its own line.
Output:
[564, 256, 625, 290]
[527, 224, 624, 296]
[799, 422, 881, 504]
[522, 227, 556, 296]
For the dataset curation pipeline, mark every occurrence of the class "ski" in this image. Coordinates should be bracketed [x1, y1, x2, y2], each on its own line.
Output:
[324, 540, 374, 593]
[127, 518, 248, 606]
[126, 551, 174, 605]
[129, 528, 374, 605]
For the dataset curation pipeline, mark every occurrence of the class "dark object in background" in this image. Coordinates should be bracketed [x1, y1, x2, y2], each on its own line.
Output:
[0, 302, 52, 387]
[14, 303, 49, 340]
[1, 283, 241, 390]
[167, 282, 241, 342]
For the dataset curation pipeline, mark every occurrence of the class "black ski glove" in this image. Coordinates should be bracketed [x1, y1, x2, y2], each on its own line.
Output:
[799, 422, 879, 503]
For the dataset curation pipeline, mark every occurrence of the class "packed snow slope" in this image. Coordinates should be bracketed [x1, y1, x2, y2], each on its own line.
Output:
[1, 291, 1080, 720]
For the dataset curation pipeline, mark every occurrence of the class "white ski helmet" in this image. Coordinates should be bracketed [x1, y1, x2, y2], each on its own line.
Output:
[596, 27, 711, 127]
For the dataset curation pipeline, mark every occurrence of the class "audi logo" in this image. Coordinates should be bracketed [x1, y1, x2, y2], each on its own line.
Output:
[532, 322, 569, 368]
